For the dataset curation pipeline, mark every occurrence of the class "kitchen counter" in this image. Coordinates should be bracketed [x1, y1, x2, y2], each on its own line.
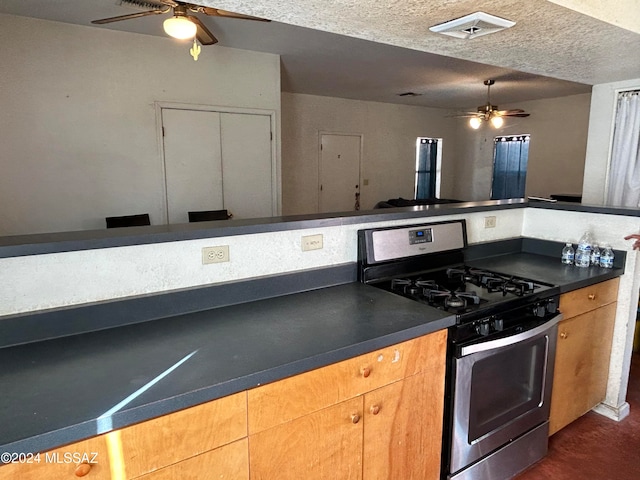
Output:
[467, 252, 624, 293]
[0, 282, 454, 457]
[0, 241, 626, 460]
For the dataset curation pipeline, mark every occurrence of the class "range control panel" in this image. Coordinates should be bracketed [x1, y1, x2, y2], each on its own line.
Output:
[409, 228, 433, 245]
[366, 220, 466, 263]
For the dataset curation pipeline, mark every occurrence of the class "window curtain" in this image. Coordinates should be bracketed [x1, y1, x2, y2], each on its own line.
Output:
[491, 136, 529, 199]
[416, 139, 438, 199]
[606, 91, 640, 207]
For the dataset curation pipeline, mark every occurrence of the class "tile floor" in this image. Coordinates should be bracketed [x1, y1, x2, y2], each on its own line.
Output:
[516, 353, 640, 480]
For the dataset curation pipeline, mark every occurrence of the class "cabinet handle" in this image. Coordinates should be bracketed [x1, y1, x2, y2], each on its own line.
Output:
[369, 404, 380, 415]
[351, 413, 361, 424]
[588, 293, 596, 300]
[75, 463, 92, 477]
[360, 366, 371, 378]
[560, 332, 568, 339]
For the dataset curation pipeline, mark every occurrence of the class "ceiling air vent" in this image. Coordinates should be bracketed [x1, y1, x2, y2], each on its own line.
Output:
[429, 12, 515, 39]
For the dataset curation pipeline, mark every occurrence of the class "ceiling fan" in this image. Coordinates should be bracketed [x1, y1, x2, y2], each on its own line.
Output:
[91, 0, 270, 48]
[457, 80, 530, 129]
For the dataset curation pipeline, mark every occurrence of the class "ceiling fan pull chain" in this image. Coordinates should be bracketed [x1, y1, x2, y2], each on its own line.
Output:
[190, 38, 201, 61]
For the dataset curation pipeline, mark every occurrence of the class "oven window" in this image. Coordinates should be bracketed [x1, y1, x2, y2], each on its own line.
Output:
[468, 336, 547, 443]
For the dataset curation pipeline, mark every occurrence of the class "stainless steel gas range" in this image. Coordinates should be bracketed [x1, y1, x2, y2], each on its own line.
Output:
[358, 219, 562, 480]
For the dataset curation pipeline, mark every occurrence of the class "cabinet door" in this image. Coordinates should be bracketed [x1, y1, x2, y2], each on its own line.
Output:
[134, 438, 248, 480]
[549, 302, 617, 435]
[249, 397, 363, 480]
[363, 371, 445, 480]
[248, 331, 447, 435]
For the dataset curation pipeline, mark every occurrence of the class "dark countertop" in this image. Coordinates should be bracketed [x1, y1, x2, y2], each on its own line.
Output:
[0, 244, 625, 459]
[467, 252, 624, 293]
[2, 199, 639, 259]
[0, 282, 454, 457]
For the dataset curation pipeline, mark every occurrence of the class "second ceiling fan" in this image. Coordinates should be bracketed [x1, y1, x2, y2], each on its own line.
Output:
[458, 80, 530, 129]
[92, 0, 270, 47]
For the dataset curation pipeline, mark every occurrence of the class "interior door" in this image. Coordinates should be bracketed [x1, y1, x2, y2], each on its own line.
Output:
[161, 108, 275, 224]
[162, 109, 223, 224]
[319, 134, 362, 213]
[221, 113, 274, 219]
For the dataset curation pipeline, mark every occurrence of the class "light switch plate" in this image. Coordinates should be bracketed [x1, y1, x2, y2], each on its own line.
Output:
[302, 234, 323, 251]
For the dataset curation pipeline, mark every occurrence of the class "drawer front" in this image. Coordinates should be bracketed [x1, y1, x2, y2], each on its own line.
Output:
[559, 278, 619, 319]
[134, 438, 248, 480]
[247, 330, 447, 434]
[116, 391, 247, 478]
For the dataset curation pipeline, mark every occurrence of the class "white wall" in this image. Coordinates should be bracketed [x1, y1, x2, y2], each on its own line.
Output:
[452, 94, 591, 201]
[0, 14, 281, 236]
[582, 78, 640, 205]
[281, 93, 459, 214]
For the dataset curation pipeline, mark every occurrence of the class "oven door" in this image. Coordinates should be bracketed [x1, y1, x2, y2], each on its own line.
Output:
[449, 314, 561, 477]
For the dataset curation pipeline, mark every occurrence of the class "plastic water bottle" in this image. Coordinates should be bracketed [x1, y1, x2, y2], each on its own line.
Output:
[561, 243, 575, 265]
[600, 244, 614, 269]
[575, 232, 592, 268]
[590, 244, 601, 266]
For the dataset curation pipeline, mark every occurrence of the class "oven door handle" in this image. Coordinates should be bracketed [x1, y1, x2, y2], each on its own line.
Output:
[460, 313, 563, 357]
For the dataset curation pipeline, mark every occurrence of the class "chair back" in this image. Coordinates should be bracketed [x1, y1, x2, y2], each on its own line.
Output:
[106, 213, 151, 228]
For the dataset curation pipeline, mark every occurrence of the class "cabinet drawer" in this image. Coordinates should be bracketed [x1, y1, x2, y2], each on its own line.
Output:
[559, 278, 619, 319]
[116, 391, 247, 478]
[247, 330, 447, 434]
[135, 438, 248, 480]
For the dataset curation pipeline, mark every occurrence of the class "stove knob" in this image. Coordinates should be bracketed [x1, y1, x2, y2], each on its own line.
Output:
[533, 303, 547, 317]
[477, 322, 491, 336]
[493, 318, 504, 331]
[546, 298, 558, 313]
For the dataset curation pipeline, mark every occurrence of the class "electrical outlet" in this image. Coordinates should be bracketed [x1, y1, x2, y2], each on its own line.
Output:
[484, 216, 497, 228]
[202, 245, 229, 264]
[302, 234, 323, 251]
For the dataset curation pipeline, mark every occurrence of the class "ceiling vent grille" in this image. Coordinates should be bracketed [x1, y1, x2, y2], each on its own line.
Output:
[429, 12, 515, 39]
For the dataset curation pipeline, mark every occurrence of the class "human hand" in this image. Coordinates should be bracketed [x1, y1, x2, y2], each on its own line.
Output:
[624, 234, 640, 250]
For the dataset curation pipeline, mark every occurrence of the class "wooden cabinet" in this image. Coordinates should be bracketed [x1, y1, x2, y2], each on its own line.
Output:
[248, 329, 447, 479]
[0, 330, 447, 480]
[249, 397, 364, 480]
[549, 278, 619, 435]
[0, 391, 248, 480]
[363, 370, 445, 480]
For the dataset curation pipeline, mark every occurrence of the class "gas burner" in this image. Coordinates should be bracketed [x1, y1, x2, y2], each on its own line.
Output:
[486, 277, 536, 296]
[391, 278, 413, 293]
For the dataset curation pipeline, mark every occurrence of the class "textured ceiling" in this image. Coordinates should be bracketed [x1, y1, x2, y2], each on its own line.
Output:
[2, 0, 638, 109]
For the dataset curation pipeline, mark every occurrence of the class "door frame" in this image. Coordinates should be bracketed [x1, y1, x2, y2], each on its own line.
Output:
[317, 131, 363, 213]
[155, 102, 280, 224]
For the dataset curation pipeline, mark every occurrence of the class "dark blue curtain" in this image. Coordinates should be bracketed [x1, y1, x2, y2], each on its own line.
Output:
[491, 136, 529, 199]
[416, 139, 438, 199]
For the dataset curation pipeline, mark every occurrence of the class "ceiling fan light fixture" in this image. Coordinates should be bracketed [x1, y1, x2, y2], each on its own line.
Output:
[163, 16, 197, 40]
[469, 117, 482, 129]
[490, 115, 504, 128]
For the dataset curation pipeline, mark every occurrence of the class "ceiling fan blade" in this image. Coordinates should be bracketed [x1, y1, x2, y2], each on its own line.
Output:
[91, 8, 169, 25]
[199, 7, 271, 21]
[503, 113, 531, 117]
[496, 109, 526, 115]
[188, 16, 218, 45]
